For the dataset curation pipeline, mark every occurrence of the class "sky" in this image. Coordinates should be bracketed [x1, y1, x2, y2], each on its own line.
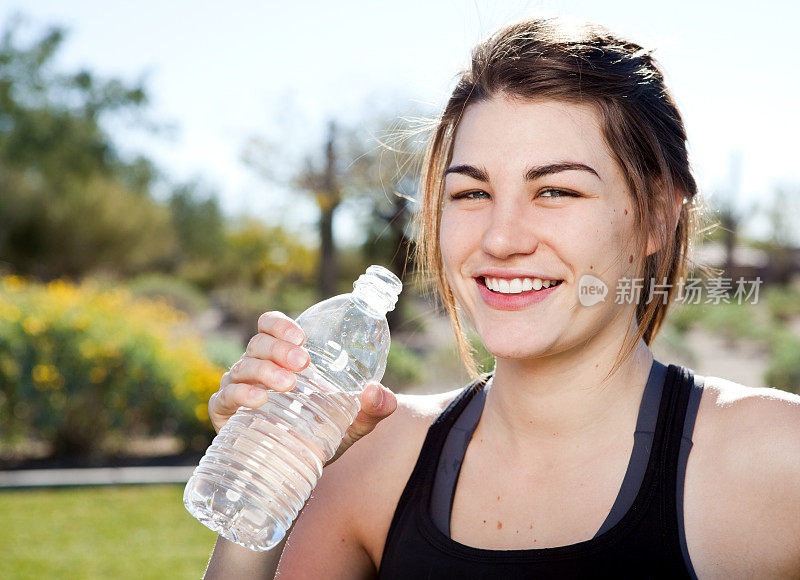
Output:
[4, 0, 800, 244]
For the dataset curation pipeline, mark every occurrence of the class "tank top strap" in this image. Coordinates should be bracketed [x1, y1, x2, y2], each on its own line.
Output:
[655, 364, 697, 552]
[380, 375, 490, 557]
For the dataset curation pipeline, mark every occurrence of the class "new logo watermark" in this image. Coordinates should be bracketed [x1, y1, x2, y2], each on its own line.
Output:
[578, 274, 608, 306]
[576, 274, 762, 307]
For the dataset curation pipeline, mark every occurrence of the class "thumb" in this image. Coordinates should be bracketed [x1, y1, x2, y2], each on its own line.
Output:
[360, 382, 396, 419]
[325, 383, 397, 466]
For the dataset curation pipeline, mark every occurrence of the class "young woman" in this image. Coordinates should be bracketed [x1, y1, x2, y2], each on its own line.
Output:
[204, 18, 800, 579]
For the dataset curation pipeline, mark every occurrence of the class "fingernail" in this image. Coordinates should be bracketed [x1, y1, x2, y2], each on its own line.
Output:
[287, 348, 308, 370]
[371, 384, 384, 409]
[275, 370, 295, 389]
[286, 328, 304, 346]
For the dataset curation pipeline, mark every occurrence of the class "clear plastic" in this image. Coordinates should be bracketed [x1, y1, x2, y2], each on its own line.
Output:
[183, 265, 402, 551]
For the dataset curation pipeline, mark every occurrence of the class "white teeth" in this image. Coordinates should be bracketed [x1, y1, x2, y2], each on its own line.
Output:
[483, 276, 561, 294]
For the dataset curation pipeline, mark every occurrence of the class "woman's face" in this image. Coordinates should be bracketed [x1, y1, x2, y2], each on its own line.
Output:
[440, 96, 643, 360]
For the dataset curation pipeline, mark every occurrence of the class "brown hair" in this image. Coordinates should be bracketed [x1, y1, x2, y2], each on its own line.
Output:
[414, 17, 701, 377]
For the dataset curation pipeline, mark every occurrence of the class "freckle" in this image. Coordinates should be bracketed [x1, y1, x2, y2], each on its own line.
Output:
[589, 265, 593, 270]
[624, 208, 628, 215]
[529, 524, 533, 530]
[552, 432, 557, 437]
[529, 420, 533, 424]
[628, 255, 633, 263]
[595, 363, 599, 368]
[534, 539, 537, 543]
[483, 520, 487, 524]
[516, 530, 519, 534]
[497, 495, 501, 501]
[497, 521, 503, 530]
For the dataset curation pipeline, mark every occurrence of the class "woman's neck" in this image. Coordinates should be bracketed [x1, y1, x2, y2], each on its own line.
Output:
[481, 330, 654, 453]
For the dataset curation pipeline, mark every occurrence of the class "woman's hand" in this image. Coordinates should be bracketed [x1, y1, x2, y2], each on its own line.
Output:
[209, 311, 398, 466]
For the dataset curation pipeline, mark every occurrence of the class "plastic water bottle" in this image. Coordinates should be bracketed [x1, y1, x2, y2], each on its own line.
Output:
[183, 265, 402, 551]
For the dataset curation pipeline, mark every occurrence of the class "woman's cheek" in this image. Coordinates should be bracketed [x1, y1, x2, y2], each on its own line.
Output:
[439, 218, 467, 291]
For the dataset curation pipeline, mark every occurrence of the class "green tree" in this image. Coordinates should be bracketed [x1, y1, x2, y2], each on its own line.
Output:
[169, 183, 226, 261]
[243, 110, 424, 307]
[0, 19, 176, 280]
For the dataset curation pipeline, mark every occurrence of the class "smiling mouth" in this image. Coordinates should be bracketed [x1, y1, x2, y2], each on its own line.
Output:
[477, 276, 563, 294]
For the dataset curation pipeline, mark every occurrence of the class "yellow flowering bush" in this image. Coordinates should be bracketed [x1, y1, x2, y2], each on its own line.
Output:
[0, 275, 225, 456]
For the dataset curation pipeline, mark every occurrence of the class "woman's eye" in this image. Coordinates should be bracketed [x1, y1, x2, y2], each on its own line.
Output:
[451, 190, 490, 200]
[538, 188, 578, 199]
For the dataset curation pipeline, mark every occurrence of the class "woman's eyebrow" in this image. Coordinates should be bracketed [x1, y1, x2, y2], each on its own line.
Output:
[444, 162, 601, 182]
[443, 164, 489, 181]
[525, 162, 601, 181]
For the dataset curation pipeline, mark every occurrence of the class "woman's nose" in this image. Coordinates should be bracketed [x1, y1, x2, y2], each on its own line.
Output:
[480, 201, 540, 259]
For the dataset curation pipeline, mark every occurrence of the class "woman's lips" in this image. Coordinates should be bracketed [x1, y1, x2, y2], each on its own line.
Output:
[475, 276, 562, 310]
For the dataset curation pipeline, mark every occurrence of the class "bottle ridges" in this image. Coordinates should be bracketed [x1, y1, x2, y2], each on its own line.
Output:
[184, 379, 361, 551]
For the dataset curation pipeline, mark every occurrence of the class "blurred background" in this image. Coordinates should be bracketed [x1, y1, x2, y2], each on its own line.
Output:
[1, 1, 798, 578]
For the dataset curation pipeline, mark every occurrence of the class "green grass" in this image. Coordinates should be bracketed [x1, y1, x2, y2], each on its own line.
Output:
[0, 485, 217, 579]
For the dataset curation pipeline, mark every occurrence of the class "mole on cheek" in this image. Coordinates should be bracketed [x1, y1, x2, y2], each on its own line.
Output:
[624, 208, 628, 215]
[497, 521, 503, 530]
[629, 255, 633, 263]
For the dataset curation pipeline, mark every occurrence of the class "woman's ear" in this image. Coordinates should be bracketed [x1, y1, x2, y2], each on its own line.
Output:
[646, 188, 685, 256]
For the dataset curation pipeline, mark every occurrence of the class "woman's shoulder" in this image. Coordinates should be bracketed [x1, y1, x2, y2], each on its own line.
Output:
[687, 376, 800, 572]
[394, 388, 465, 427]
[695, 375, 800, 461]
[320, 386, 464, 564]
[700, 375, 800, 484]
[696, 374, 800, 440]
[334, 386, 463, 477]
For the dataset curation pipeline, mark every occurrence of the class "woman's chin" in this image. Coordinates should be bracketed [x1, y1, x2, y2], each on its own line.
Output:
[483, 340, 558, 363]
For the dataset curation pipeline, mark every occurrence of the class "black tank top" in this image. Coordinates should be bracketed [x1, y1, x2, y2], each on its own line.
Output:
[378, 362, 703, 579]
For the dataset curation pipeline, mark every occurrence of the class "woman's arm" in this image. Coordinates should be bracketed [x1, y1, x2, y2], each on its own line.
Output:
[274, 457, 377, 579]
[274, 392, 452, 578]
[204, 532, 289, 579]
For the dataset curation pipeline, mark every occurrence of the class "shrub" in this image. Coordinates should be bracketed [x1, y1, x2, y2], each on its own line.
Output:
[384, 341, 425, 388]
[764, 330, 800, 394]
[127, 274, 210, 316]
[203, 334, 244, 370]
[0, 275, 223, 456]
[665, 303, 701, 334]
[764, 285, 800, 323]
